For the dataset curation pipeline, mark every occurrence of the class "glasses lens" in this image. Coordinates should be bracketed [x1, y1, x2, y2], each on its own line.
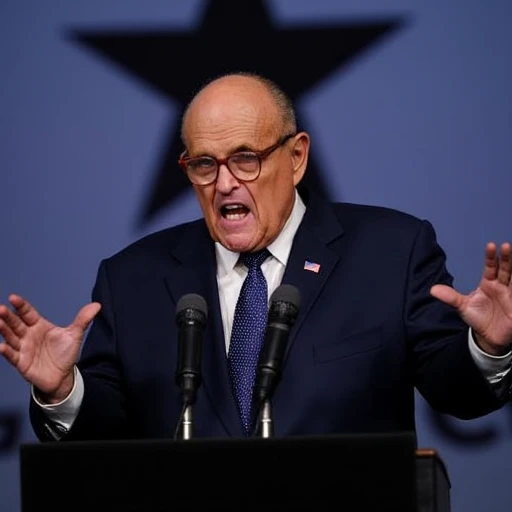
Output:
[186, 156, 217, 184]
[228, 152, 260, 181]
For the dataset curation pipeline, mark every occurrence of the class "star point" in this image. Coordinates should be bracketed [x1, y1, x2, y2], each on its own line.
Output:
[67, 0, 406, 227]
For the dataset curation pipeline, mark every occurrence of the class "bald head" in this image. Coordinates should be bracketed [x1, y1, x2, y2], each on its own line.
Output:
[180, 73, 296, 148]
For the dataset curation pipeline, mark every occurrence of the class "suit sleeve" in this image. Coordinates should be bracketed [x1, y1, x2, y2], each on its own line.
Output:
[406, 220, 510, 419]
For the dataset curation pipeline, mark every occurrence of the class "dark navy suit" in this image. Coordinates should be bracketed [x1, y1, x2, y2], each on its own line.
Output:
[31, 187, 506, 441]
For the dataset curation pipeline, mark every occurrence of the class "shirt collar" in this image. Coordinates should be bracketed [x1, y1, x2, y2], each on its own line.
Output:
[215, 189, 306, 276]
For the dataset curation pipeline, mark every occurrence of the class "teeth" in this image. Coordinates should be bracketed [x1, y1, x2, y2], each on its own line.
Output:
[221, 204, 248, 221]
[226, 212, 247, 220]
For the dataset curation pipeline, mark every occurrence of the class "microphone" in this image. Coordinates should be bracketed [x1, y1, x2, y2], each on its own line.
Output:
[175, 293, 208, 406]
[254, 284, 301, 404]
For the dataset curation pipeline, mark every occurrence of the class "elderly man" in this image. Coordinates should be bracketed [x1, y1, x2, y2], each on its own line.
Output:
[1, 72, 511, 441]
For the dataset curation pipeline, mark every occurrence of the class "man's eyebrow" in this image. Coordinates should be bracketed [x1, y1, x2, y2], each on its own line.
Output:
[190, 143, 257, 158]
[231, 143, 255, 153]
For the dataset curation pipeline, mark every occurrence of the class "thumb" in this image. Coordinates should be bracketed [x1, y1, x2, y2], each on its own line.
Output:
[70, 302, 101, 338]
[430, 284, 463, 309]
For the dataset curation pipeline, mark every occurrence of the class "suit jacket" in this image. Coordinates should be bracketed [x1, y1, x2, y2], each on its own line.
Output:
[31, 187, 507, 441]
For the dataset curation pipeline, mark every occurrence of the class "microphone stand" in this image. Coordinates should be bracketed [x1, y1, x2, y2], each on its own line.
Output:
[174, 292, 207, 441]
[181, 404, 193, 440]
[174, 400, 194, 440]
[252, 396, 274, 438]
[251, 284, 301, 439]
[174, 378, 198, 441]
[259, 398, 273, 438]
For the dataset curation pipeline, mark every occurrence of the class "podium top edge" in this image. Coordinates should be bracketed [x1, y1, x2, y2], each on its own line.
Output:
[20, 431, 418, 449]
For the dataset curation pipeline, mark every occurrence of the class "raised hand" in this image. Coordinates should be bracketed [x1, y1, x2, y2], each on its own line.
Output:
[431, 242, 512, 356]
[0, 294, 100, 402]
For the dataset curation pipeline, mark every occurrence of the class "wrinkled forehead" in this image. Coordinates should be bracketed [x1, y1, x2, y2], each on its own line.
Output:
[182, 81, 283, 150]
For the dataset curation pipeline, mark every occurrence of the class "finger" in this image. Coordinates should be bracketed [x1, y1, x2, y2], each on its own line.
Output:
[0, 342, 19, 368]
[0, 303, 28, 337]
[8, 294, 41, 328]
[497, 242, 511, 286]
[0, 319, 21, 350]
[482, 242, 498, 281]
[430, 284, 464, 309]
[69, 302, 101, 339]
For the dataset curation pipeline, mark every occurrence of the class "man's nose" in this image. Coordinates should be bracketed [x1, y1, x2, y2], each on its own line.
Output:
[215, 163, 240, 193]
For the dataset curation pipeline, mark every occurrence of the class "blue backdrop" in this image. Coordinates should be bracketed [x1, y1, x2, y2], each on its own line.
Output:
[1, 1, 511, 510]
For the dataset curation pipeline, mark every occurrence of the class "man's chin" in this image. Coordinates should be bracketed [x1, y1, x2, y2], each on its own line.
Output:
[219, 233, 259, 254]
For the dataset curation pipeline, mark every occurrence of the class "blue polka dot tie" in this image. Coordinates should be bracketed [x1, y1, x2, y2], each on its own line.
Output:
[228, 249, 271, 435]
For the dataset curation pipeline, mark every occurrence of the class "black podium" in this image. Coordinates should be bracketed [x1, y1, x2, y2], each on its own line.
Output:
[19, 432, 450, 512]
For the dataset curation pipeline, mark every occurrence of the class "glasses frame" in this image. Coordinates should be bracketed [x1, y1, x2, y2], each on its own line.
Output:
[178, 132, 296, 186]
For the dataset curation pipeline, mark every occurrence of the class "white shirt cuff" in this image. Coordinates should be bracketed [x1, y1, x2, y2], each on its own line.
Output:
[31, 366, 84, 430]
[468, 330, 512, 385]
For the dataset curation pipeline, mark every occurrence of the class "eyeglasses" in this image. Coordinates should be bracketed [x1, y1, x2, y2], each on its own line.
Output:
[178, 133, 296, 186]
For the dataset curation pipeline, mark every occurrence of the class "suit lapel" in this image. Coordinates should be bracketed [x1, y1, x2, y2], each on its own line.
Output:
[281, 189, 345, 359]
[163, 221, 243, 437]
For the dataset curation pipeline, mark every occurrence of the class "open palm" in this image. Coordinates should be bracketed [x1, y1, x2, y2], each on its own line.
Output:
[431, 242, 512, 355]
[0, 294, 100, 401]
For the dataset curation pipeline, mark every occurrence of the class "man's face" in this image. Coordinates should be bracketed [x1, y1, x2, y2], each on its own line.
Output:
[182, 78, 309, 253]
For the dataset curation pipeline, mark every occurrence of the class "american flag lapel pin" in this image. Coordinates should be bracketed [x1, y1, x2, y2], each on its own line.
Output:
[303, 260, 321, 273]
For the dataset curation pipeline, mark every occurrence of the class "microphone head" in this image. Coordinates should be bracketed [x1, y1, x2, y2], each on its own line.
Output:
[270, 284, 301, 307]
[268, 284, 300, 325]
[175, 293, 208, 327]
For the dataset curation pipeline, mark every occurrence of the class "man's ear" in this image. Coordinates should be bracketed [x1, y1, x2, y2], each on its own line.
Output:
[291, 132, 310, 186]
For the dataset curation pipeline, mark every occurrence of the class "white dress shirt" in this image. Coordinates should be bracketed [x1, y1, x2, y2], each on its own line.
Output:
[215, 189, 306, 351]
[33, 190, 512, 432]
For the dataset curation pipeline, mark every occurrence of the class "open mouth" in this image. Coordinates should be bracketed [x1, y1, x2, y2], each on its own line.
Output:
[221, 204, 250, 221]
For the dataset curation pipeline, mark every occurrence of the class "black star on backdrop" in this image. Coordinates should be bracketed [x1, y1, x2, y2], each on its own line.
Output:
[67, 0, 405, 228]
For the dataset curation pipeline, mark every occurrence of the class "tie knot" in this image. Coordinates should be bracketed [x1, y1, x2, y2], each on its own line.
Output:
[241, 249, 270, 270]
